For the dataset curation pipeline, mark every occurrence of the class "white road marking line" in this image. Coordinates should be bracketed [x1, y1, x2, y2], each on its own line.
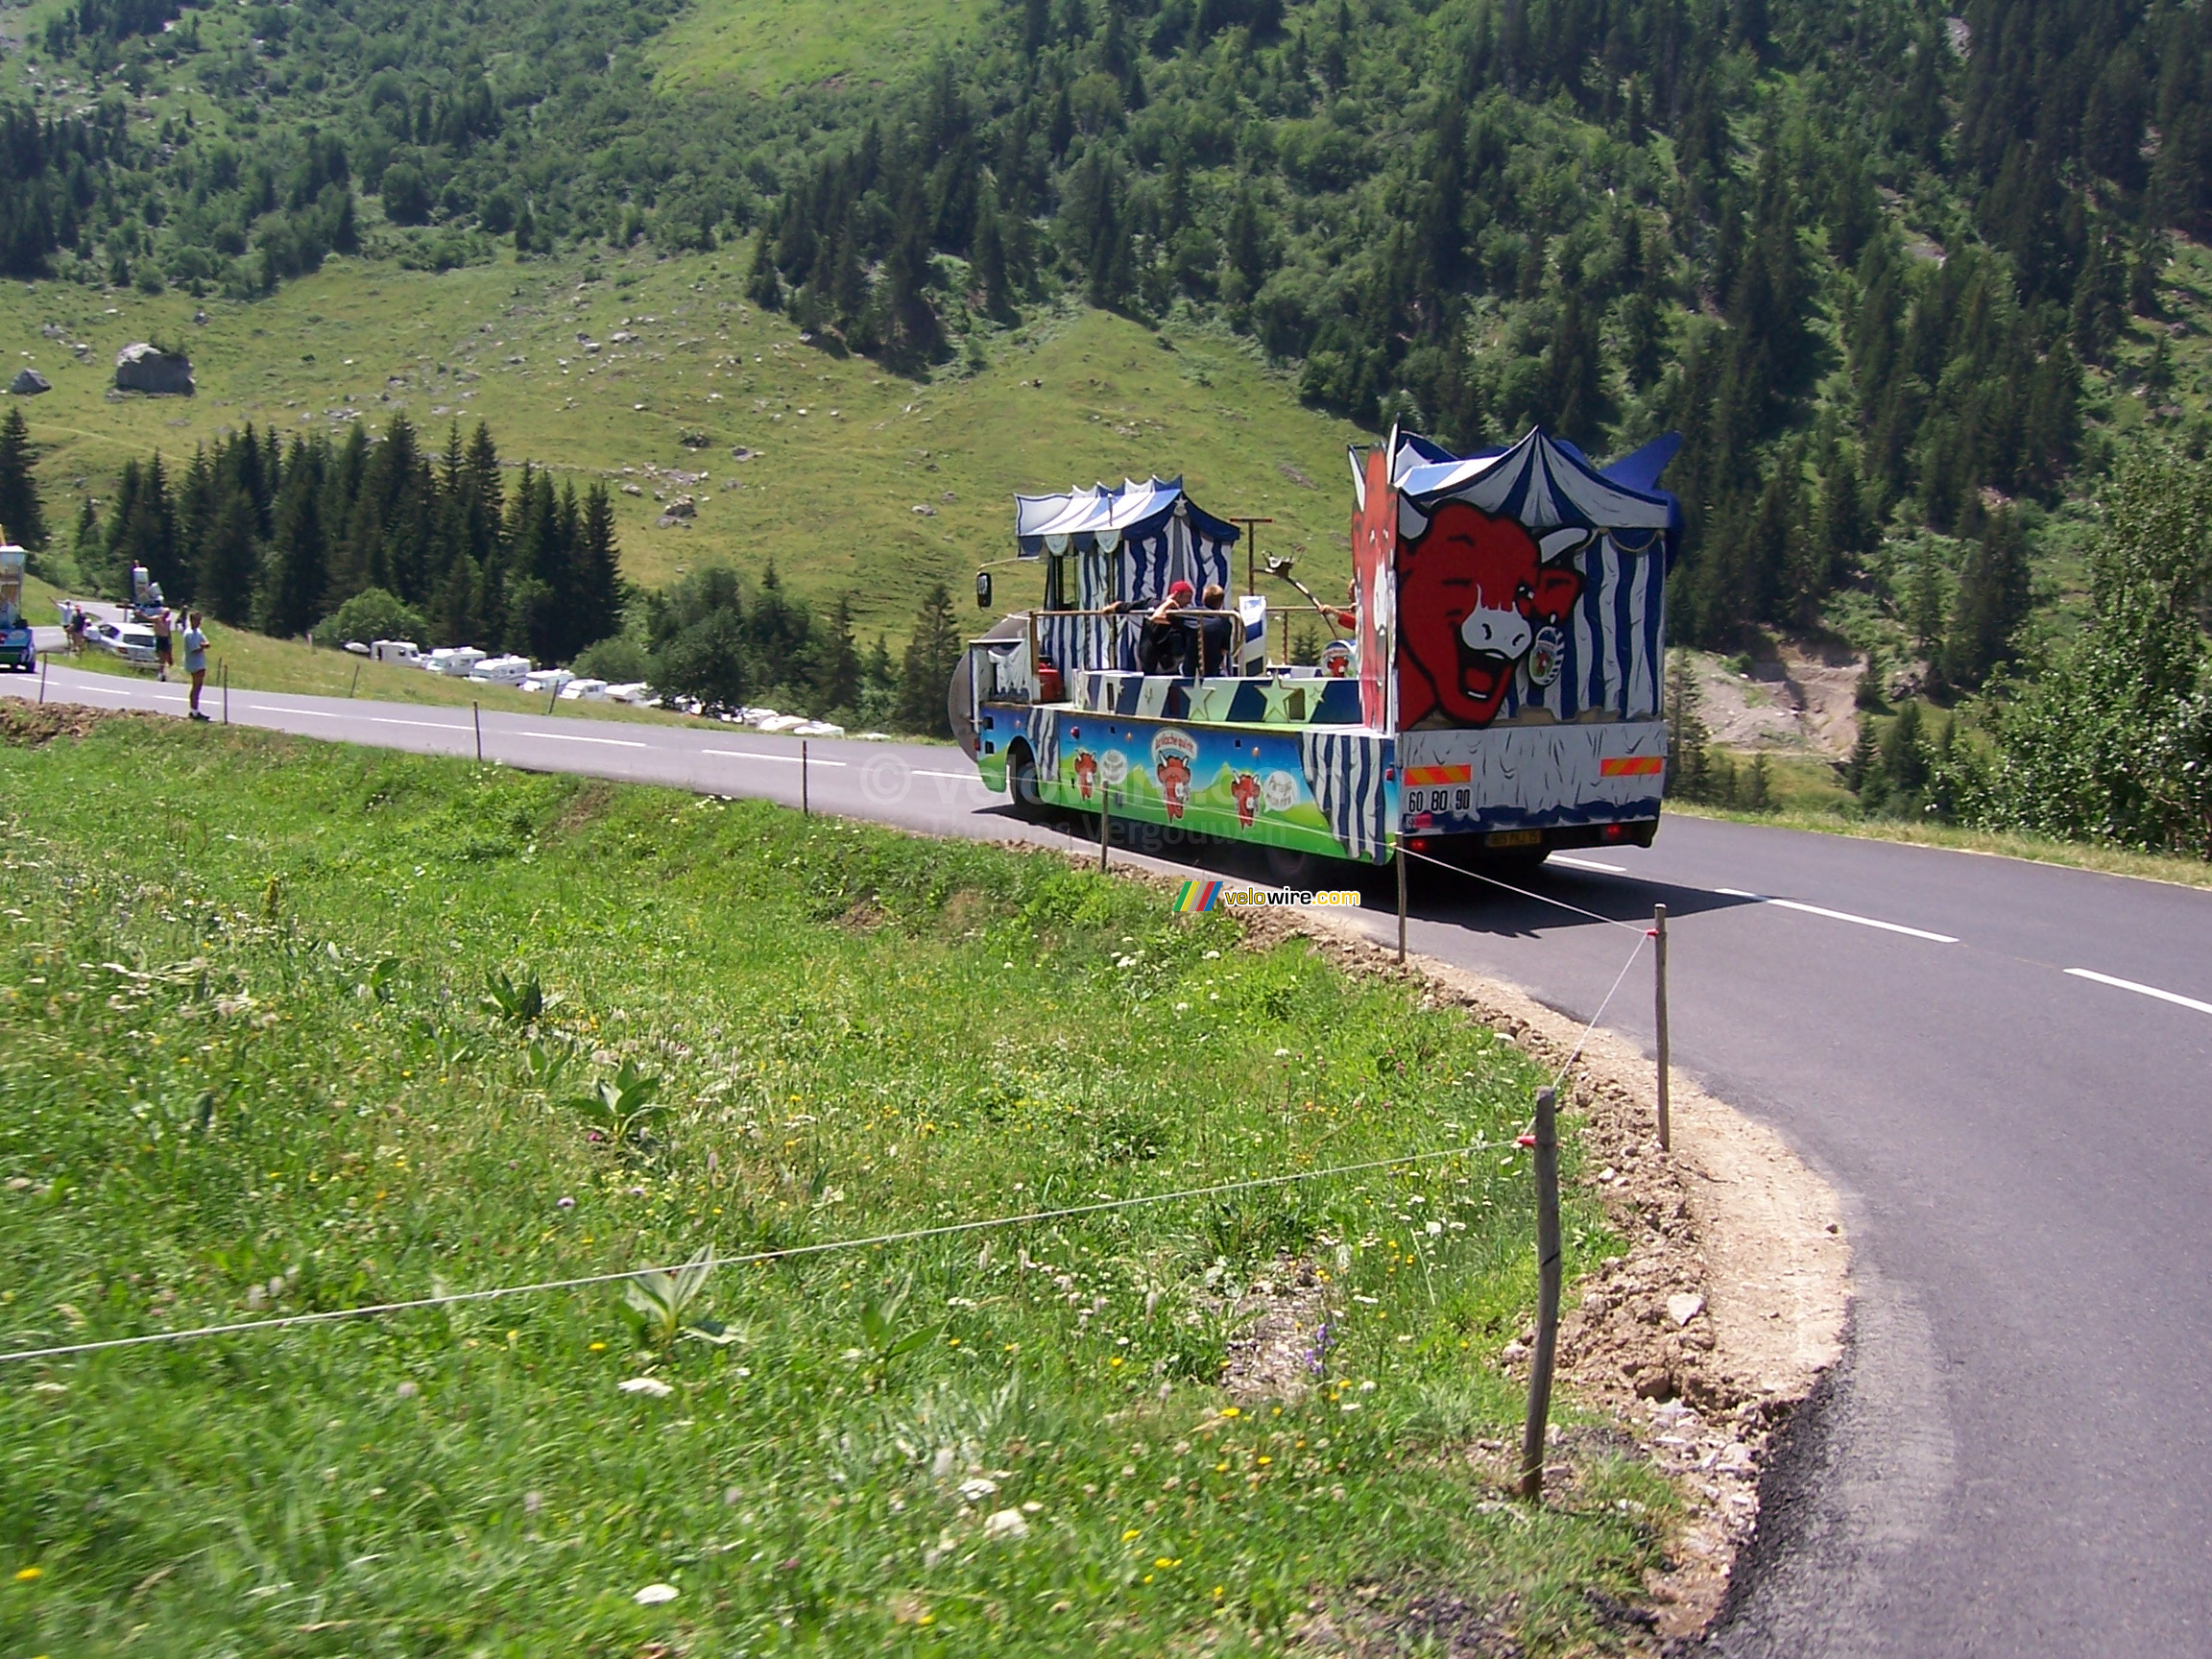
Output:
[252, 705, 341, 718]
[2064, 968, 2212, 1018]
[370, 716, 469, 731]
[915, 769, 983, 781]
[1551, 854, 1626, 874]
[1717, 888, 1960, 944]
[701, 748, 850, 767]
[516, 732, 648, 749]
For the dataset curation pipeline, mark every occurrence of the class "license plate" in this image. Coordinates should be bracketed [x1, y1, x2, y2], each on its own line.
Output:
[1484, 830, 1543, 850]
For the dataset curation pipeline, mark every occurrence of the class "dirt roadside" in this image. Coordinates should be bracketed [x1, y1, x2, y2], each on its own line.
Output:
[1239, 905, 1851, 1643]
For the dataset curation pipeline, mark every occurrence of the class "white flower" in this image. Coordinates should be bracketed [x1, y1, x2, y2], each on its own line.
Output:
[957, 1476, 998, 1503]
[1426, 1219, 1444, 1236]
[983, 1507, 1029, 1540]
[619, 1377, 674, 1397]
[634, 1581, 680, 1604]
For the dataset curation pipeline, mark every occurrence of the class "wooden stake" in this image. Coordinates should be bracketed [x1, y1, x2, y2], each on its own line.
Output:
[221, 661, 229, 726]
[1098, 786, 1112, 872]
[349, 662, 361, 699]
[1396, 845, 1408, 964]
[36, 657, 46, 705]
[801, 740, 810, 816]
[472, 701, 483, 763]
[1518, 1084, 1562, 1501]
[1653, 903, 1671, 1152]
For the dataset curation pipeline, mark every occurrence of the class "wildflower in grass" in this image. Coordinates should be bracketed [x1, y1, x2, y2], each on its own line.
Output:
[1121, 1528, 1141, 1542]
[557, 1196, 575, 1210]
[14, 1566, 43, 1581]
[394, 1381, 420, 1399]
[619, 1377, 674, 1397]
[634, 1582, 679, 1604]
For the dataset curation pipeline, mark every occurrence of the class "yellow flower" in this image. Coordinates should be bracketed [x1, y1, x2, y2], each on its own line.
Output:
[1256, 1456, 1271, 1467]
[1120, 1528, 1141, 1542]
[1108, 1357, 1122, 1368]
[13, 1566, 42, 1582]
[1153, 1556, 1174, 1569]
[1220, 1407, 1239, 1418]
[589, 1341, 607, 1353]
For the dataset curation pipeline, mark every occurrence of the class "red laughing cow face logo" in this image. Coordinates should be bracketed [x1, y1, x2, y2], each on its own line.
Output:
[1157, 754, 1192, 820]
[1072, 750, 1098, 801]
[1232, 771, 1261, 829]
[1397, 500, 1587, 730]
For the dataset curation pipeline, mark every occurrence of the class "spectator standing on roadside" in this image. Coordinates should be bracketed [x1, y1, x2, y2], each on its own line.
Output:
[182, 611, 209, 721]
[153, 606, 174, 682]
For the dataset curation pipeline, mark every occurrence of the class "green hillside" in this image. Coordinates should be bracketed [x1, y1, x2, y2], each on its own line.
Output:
[2, 0, 2208, 844]
[2, 254, 1362, 636]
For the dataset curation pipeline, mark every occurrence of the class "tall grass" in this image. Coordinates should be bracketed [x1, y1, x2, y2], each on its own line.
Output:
[0, 717, 1667, 1653]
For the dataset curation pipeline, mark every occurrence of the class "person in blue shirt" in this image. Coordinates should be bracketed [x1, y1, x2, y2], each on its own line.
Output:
[181, 612, 209, 721]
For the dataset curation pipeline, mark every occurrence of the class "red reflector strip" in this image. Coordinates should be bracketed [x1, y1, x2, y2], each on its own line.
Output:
[1599, 757, 1666, 777]
[1404, 764, 1472, 786]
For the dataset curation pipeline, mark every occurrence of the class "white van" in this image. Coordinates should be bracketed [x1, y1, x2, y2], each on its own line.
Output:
[372, 639, 421, 664]
[437, 647, 487, 678]
[559, 678, 609, 702]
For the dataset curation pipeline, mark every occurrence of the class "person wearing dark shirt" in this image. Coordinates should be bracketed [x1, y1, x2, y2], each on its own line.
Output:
[1131, 580, 1195, 676]
[1194, 583, 1236, 677]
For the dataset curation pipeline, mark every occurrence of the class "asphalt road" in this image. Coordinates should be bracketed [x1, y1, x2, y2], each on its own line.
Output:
[7, 659, 2211, 1655]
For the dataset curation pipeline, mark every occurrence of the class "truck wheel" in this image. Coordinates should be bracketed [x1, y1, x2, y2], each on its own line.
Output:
[1008, 743, 1046, 818]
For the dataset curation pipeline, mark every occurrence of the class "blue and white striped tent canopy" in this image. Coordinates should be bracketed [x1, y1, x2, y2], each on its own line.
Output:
[1016, 478, 1243, 676]
[1388, 427, 1682, 558]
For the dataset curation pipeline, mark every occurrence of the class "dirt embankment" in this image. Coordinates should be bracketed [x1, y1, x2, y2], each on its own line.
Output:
[1241, 908, 1850, 1644]
[1692, 639, 1863, 758]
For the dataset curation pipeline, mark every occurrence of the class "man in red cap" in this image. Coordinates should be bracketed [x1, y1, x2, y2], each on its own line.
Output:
[1123, 579, 1196, 676]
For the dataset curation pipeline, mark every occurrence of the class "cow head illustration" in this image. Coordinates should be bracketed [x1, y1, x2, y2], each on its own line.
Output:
[1397, 501, 1587, 729]
[1073, 749, 1099, 801]
[1157, 754, 1192, 820]
[1231, 771, 1261, 829]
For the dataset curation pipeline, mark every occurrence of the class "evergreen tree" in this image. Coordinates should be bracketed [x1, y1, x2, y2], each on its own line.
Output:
[817, 593, 861, 710]
[194, 489, 260, 625]
[0, 408, 48, 552]
[896, 582, 963, 736]
[1944, 508, 2031, 688]
[257, 444, 328, 637]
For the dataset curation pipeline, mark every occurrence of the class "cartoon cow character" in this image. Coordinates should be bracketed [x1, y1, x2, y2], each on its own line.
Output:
[1396, 500, 1587, 729]
[1231, 771, 1261, 829]
[1157, 753, 1193, 820]
[1072, 749, 1099, 801]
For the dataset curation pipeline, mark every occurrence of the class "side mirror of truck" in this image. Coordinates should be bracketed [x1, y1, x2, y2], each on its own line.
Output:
[974, 570, 993, 611]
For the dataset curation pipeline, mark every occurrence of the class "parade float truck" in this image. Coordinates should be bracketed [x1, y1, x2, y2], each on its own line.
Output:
[0, 542, 33, 673]
[953, 425, 1685, 876]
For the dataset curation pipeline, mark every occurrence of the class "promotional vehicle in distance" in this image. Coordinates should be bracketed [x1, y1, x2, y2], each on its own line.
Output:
[0, 543, 34, 671]
[954, 425, 1684, 874]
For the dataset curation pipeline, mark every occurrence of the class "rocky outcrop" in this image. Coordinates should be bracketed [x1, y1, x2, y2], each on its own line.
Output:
[8, 369, 50, 395]
[114, 343, 194, 396]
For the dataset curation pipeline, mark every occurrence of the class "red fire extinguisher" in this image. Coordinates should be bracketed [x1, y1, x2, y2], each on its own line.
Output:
[1036, 657, 1065, 703]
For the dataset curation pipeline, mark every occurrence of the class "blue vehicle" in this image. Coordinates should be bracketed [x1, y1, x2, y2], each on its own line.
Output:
[0, 544, 33, 672]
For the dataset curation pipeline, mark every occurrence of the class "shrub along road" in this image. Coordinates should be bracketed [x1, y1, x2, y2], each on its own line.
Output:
[10, 662, 2212, 1654]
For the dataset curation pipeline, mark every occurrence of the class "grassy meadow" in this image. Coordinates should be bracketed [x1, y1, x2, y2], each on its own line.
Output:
[0, 714, 1671, 1655]
[650, 0, 999, 94]
[3, 252, 1366, 641]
